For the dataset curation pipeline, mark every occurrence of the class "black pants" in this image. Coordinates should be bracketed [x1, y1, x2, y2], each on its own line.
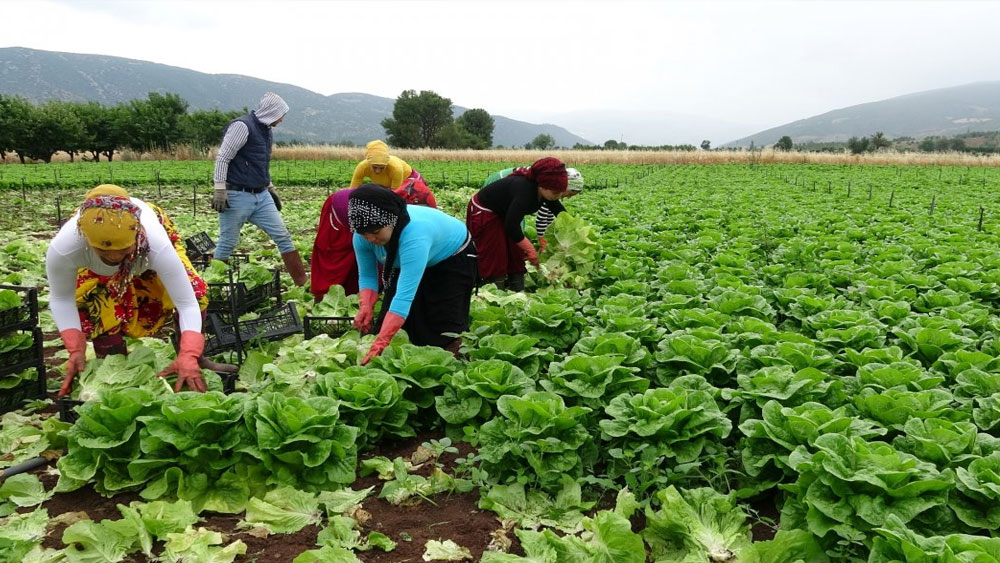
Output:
[376, 243, 477, 348]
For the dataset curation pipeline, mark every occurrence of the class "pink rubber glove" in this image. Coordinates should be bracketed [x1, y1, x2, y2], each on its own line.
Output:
[538, 236, 548, 253]
[361, 312, 406, 365]
[158, 331, 207, 392]
[354, 288, 378, 333]
[515, 237, 539, 266]
[58, 329, 88, 397]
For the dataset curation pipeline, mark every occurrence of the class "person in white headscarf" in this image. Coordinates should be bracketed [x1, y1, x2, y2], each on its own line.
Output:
[211, 92, 307, 286]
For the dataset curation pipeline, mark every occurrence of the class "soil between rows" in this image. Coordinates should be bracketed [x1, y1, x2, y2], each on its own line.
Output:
[28, 430, 523, 562]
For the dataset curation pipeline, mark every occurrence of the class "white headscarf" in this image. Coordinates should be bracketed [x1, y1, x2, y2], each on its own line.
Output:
[254, 92, 289, 126]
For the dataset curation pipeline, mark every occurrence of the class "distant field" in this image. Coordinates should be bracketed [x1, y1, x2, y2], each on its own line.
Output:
[0, 160, 655, 191]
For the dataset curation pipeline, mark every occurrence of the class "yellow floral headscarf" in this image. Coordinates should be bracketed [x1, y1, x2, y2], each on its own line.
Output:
[76, 185, 149, 294]
[77, 185, 140, 250]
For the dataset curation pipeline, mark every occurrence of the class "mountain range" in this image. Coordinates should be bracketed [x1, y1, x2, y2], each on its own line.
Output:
[724, 82, 1000, 148]
[4, 47, 1000, 149]
[0, 46, 592, 148]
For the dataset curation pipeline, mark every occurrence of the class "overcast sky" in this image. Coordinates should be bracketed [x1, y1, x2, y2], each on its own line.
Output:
[5, 0, 1000, 142]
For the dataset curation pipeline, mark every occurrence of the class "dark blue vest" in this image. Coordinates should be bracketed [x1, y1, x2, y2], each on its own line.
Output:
[224, 112, 272, 189]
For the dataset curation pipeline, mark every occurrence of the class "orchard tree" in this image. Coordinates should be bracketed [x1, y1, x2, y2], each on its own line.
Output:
[774, 136, 793, 151]
[73, 102, 129, 162]
[181, 108, 245, 152]
[382, 90, 454, 148]
[455, 108, 494, 148]
[0, 95, 35, 163]
[123, 92, 189, 152]
[19, 101, 85, 163]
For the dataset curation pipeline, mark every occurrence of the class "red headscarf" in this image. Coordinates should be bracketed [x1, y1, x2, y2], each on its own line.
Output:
[511, 157, 568, 192]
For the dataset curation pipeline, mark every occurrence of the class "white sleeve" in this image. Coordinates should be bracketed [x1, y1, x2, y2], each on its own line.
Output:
[141, 206, 202, 334]
[45, 220, 86, 333]
[213, 121, 249, 189]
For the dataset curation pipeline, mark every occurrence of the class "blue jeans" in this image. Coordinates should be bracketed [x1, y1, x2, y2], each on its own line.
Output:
[214, 189, 296, 260]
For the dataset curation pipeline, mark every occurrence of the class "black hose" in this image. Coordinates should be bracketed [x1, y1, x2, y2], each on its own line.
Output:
[0, 456, 48, 480]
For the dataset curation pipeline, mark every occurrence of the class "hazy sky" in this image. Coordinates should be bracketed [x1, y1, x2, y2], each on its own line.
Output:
[5, 0, 1000, 138]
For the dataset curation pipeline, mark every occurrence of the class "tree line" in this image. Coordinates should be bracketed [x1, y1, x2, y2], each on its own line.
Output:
[768, 132, 1000, 155]
[0, 93, 243, 163]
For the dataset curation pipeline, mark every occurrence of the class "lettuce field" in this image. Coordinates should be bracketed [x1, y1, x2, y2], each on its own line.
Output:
[3, 161, 1000, 561]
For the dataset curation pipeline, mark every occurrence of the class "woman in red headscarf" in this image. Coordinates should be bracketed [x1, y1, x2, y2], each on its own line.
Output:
[466, 157, 568, 291]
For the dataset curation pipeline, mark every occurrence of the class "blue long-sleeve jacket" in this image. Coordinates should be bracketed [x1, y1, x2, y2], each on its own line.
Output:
[354, 205, 469, 317]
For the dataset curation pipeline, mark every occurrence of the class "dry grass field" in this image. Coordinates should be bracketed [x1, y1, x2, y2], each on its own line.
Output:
[6, 145, 1000, 167]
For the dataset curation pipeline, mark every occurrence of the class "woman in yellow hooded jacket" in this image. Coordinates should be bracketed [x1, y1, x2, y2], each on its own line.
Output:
[349, 140, 437, 207]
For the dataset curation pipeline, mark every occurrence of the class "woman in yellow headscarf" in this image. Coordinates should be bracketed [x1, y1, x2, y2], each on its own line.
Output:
[348, 140, 437, 207]
[45, 185, 232, 397]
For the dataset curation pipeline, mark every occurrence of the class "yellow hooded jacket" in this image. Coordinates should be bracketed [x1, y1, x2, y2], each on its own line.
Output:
[349, 140, 412, 188]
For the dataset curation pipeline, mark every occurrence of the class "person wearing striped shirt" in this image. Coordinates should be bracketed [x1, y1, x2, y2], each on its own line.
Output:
[481, 166, 584, 252]
[211, 92, 307, 286]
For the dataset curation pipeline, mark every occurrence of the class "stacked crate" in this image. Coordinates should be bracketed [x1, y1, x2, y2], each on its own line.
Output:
[0, 285, 45, 413]
[185, 232, 301, 363]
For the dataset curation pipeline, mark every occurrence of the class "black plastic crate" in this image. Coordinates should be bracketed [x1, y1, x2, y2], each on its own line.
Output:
[190, 252, 251, 272]
[57, 397, 82, 424]
[0, 328, 44, 414]
[207, 269, 281, 316]
[304, 316, 353, 339]
[0, 328, 43, 378]
[0, 365, 45, 414]
[0, 285, 39, 334]
[205, 302, 302, 356]
[185, 231, 216, 258]
[57, 371, 239, 423]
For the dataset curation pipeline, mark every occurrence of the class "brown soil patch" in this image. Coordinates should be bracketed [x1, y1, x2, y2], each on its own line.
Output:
[25, 432, 518, 562]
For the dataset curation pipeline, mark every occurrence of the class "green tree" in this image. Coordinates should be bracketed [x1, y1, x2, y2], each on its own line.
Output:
[122, 92, 189, 153]
[0, 95, 36, 163]
[919, 137, 936, 152]
[603, 139, 623, 150]
[381, 90, 454, 148]
[433, 123, 481, 150]
[526, 133, 556, 150]
[18, 101, 86, 163]
[847, 136, 870, 154]
[72, 102, 129, 162]
[700, 140, 711, 150]
[871, 131, 891, 150]
[455, 108, 494, 148]
[181, 108, 244, 152]
[774, 136, 793, 151]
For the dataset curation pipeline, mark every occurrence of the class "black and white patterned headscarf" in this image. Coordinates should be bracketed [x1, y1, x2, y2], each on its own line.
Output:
[348, 197, 399, 233]
[348, 185, 411, 287]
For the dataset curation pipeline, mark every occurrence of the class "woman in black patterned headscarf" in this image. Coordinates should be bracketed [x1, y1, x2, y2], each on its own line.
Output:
[347, 184, 476, 363]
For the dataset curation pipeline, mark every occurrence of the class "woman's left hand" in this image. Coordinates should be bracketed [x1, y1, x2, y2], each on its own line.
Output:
[157, 331, 207, 392]
[360, 312, 406, 365]
[360, 343, 386, 365]
[158, 361, 207, 392]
